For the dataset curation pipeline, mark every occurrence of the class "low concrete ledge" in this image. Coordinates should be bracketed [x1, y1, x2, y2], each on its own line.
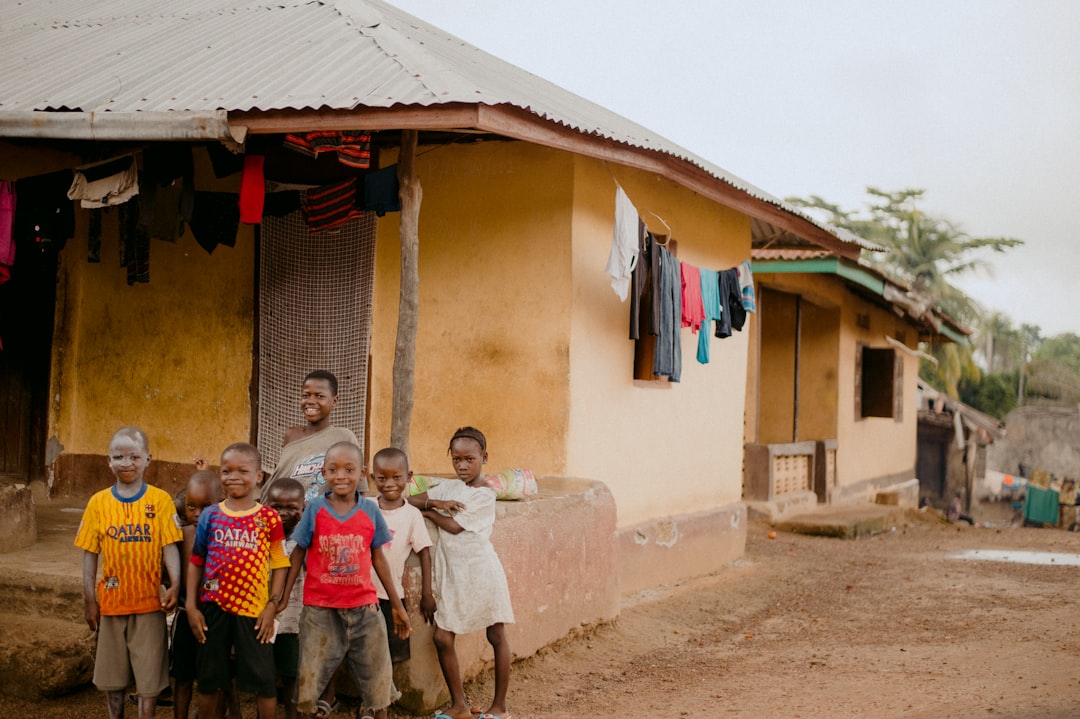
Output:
[830, 469, 916, 506]
[386, 477, 620, 714]
[618, 500, 746, 596]
[745, 491, 818, 523]
[876, 478, 920, 509]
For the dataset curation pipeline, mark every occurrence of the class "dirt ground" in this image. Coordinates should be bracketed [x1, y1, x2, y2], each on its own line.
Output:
[5, 502, 1080, 719]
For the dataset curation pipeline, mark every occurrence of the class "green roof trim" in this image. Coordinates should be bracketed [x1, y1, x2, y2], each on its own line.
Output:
[751, 257, 969, 343]
[750, 258, 886, 294]
[938, 323, 968, 345]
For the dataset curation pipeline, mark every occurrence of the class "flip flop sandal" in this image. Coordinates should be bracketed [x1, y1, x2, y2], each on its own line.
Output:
[314, 699, 338, 718]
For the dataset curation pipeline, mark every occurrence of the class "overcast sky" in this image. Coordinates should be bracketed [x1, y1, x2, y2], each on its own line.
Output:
[388, 0, 1080, 338]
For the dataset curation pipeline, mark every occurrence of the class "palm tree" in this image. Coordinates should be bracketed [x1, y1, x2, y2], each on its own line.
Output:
[977, 311, 1022, 374]
[788, 188, 1022, 397]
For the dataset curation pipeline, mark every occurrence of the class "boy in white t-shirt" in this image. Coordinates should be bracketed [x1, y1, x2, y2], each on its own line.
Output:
[370, 447, 434, 661]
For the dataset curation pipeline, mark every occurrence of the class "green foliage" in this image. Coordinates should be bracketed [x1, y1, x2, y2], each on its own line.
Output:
[958, 372, 1017, 420]
[788, 188, 1021, 328]
[1034, 333, 1080, 375]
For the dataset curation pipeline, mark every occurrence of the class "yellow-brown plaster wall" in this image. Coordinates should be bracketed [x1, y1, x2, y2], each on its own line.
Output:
[751, 272, 918, 490]
[565, 159, 751, 528]
[835, 299, 919, 490]
[750, 285, 840, 445]
[367, 141, 574, 475]
[47, 149, 254, 464]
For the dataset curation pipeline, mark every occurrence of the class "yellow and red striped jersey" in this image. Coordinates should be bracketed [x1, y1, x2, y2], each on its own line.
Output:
[74, 483, 183, 615]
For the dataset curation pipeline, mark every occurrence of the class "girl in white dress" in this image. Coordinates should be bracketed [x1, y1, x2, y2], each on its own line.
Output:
[409, 426, 514, 719]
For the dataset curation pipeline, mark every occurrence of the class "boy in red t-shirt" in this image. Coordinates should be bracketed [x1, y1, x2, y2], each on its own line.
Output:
[281, 441, 410, 719]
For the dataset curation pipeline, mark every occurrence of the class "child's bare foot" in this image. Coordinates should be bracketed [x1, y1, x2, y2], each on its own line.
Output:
[433, 706, 472, 719]
[478, 707, 510, 719]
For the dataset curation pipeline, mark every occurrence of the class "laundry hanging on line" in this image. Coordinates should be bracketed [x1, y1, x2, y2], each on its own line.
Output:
[605, 186, 640, 301]
[67, 155, 139, 208]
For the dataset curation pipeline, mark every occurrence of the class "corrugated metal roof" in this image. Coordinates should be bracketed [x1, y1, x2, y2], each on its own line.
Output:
[750, 217, 881, 253]
[0, 0, 865, 251]
[751, 248, 833, 261]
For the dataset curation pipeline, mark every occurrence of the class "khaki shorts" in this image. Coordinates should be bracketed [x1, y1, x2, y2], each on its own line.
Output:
[93, 612, 170, 695]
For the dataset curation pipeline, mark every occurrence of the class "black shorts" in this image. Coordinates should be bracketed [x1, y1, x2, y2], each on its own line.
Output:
[170, 610, 199, 682]
[379, 598, 410, 663]
[273, 633, 299, 679]
[196, 603, 276, 698]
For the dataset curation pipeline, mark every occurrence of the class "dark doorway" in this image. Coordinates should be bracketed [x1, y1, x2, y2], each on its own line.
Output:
[0, 197, 59, 483]
[916, 422, 949, 502]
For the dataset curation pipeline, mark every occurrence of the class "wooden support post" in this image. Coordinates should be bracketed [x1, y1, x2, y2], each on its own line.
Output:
[391, 130, 421, 452]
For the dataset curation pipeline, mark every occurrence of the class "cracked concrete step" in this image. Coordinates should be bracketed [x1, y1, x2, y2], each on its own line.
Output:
[0, 568, 84, 623]
[774, 504, 909, 539]
[0, 612, 94, 698]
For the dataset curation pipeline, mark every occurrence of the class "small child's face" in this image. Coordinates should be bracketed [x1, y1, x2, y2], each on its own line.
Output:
[300, 378, 337, 425]
[372, 456, 410, 503]
[184, 482, 217, 525]
[449, 437, 487, 483]
[323, 446, 365, 498]
[268, 488, 305, 533]
[108, 435, 150, 485]
[219, 450, 262, 500]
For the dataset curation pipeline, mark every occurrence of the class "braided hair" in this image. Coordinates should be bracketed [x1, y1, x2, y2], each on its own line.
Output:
[448, 426, 486, 453]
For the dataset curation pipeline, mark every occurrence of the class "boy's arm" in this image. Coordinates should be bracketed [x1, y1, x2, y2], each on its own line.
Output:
[418, 546, 435, 624]
[372, 546, 411, 639]
[279, 544, 307, 614]
[180, 526, 195, 580]
[255, 567, 285, 643]
[161, 542, 181, 611]
[81, 550, 100, 631]
[185, 561, 208, 643]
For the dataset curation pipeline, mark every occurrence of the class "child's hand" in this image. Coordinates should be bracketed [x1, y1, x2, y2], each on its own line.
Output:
[193, 456, 208, 470]
[186, 605, 208, 643]
[392, 604, 412, 639]
[428, 498, 466, 514]
[255, 603, 278, 643]
[421, 592, 436, 624]
[161, 584, 180, 612]
[83, 597, 100, 632]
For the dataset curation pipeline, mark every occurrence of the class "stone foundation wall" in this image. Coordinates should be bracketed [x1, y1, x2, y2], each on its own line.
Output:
[387, 477, 621, 714]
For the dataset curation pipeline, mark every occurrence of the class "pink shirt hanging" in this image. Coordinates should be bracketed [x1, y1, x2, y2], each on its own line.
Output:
[0, 181, 15, 284]
[680, 262, 705, 332]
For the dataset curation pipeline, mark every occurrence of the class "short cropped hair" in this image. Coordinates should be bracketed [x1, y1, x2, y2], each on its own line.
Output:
[110, 426, 150, 453]
[304, 369, 339, 395]
[221, 442, 262, 467]
[267, 477, 304, 499]
[326, 440, 363, 463]
[372, 446, 409, 471]
[188, 469, 223, 501]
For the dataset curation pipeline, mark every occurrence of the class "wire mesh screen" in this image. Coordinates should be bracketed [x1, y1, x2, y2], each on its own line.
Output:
[257, 209, 376, 471]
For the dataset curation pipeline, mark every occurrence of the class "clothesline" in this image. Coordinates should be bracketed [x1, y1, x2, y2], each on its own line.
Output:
[605, 185, 756, 381]
[1, 134, 400, 285]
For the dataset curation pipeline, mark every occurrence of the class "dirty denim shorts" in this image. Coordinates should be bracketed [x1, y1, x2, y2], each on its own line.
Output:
[296, 604, 395, 714]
